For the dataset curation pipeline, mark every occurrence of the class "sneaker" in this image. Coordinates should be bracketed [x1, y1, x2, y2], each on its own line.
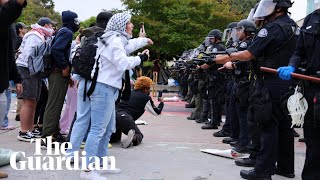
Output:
[80, 171, 107, 180]
[121, 129, 135, 148]
[17, 131, 35, 142]
[32, 128, 42, 138]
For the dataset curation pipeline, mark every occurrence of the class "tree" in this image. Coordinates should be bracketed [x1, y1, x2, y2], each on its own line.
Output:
[228, 0, 259, 15]
[17, 0, 61, 27]
[121, 0, 248, 58]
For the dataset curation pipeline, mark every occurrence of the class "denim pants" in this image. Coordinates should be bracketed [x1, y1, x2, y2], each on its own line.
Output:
[0, 93, 7, 128]
[2, 88, 11, 127]
[67, 79, 118, 166]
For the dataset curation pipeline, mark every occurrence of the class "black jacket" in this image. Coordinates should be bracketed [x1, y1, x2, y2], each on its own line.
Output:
[289, 9, 320, 73]
[51, 27, 73, 69]
[117, 90, 164, 120]
[0, 0, 26, 93]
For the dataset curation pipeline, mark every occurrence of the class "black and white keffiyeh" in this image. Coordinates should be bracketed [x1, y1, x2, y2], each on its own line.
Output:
[102, 13, 132, 40]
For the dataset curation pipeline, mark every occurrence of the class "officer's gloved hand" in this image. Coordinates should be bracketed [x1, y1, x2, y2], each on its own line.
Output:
[226, 48, 238, 57]
[205, 57, 215, 65]
[277, 66, 296, 80]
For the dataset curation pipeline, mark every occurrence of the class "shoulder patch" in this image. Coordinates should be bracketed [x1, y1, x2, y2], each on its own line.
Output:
[258, 28, 268, 37]
[212, 48, 218, 52]
[240, 42, 247, 49]
[232, 42, 238, 48]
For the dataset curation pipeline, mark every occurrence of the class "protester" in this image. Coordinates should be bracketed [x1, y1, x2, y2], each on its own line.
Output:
[0, 0, 27, 177]
[14, 22, 28, 122]
[67, 12, 153, 180]
[110, 76, 164, 148]
[15, 17, 54, 141]
[41, 10, 80, 142]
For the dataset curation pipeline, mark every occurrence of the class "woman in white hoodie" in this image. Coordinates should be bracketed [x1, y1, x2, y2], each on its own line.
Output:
[16, 17, 54, 142]
[67, 13, 153, 180]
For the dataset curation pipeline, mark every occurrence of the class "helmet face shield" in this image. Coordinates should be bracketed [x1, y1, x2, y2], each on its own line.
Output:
[222, 28, 231, 42]
[253, 0, 276, 20]
[247, 8, 255, 21]
[235, 26, 245, 41]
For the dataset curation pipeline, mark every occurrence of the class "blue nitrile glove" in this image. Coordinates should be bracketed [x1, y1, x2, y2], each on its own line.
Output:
[278, 66, 296, 80]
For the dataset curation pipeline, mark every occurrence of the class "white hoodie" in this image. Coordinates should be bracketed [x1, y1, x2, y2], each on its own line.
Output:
[93, 35, 148, 89]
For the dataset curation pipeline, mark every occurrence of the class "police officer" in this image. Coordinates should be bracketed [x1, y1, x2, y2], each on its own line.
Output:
[213, 22, 238, 137]
[197, 29, 226, 129]
[227, 20, 256, 153]
[278, 5, 320, 179]
[223, 22, 239, 49]
[214, 20, 256, 152]
[224, 0, 297, 179]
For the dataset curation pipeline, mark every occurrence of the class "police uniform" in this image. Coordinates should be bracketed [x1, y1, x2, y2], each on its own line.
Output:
[246, 14, 297, 176]
[201, 42, 226, 129]
[287, 9, 320, 180]
[229, 38, 253, 153]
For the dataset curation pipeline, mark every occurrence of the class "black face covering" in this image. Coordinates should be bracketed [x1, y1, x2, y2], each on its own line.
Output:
[68, 21, 80, 32]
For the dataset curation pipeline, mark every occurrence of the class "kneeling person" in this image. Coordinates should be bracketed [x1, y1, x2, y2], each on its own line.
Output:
[111, 76, 164, 148]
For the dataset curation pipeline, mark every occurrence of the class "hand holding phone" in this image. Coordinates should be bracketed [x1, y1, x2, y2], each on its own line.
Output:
[139, 22, 146, 38]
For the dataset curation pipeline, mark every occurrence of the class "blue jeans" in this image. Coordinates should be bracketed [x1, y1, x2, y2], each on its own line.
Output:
[0, 93, 7, 128]
[67, 79, 118, 166]
[2, 88, 11, 127]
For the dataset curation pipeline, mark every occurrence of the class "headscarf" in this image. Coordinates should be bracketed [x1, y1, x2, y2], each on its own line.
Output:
[102, 13, 132, 40]
[30, 23, 54, 38]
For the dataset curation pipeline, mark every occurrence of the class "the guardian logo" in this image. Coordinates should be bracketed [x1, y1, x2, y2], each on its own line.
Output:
[10, 136, 116, 171]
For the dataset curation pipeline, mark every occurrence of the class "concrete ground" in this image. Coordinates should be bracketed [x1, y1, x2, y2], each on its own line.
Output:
[0, 93, 305, 180]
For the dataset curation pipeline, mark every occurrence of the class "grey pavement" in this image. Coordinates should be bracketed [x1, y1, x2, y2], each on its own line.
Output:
[0, 93, 305, 180]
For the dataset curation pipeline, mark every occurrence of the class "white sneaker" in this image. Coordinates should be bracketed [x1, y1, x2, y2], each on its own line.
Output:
[80, 171, 107, 180]
[17, 131, 35, 142]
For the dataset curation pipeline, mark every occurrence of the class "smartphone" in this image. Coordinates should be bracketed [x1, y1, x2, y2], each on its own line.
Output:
[158, 91, 163, 101]
[140, 22, 145, 33]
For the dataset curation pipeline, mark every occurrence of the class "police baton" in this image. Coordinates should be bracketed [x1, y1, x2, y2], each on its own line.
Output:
[260, 67, 320, 84]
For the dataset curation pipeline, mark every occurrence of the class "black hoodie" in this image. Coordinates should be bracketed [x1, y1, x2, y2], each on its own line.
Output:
[0, 0, 26, 93]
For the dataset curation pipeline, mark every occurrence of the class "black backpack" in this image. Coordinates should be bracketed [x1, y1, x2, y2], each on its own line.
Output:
[72, 31, 104, 100]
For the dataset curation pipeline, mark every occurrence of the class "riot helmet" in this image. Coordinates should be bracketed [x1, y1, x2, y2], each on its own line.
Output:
[234, 19, 256, 41]
[247, 2, 259, 21]
[253, 0, 293, 20]
[222, 22, 238, 42]
[207, 29, 223, 39]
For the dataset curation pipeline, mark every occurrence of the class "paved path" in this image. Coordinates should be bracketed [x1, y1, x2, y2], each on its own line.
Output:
[0, 94, 305, 180]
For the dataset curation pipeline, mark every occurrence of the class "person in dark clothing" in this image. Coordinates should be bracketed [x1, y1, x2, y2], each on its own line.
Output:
[278, 5, 320, 179]
[0, 0, 27, 177]
[15, 22, 27, 50]
[42, 10, 79, 142]
[0, 0, 26, 95]
[197, 29, 226, 129]
[110, 76, 164, 148]
[225, 0, 297, 179]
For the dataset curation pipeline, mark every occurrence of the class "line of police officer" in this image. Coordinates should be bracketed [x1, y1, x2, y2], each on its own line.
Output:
[174, 0, 320, 179]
